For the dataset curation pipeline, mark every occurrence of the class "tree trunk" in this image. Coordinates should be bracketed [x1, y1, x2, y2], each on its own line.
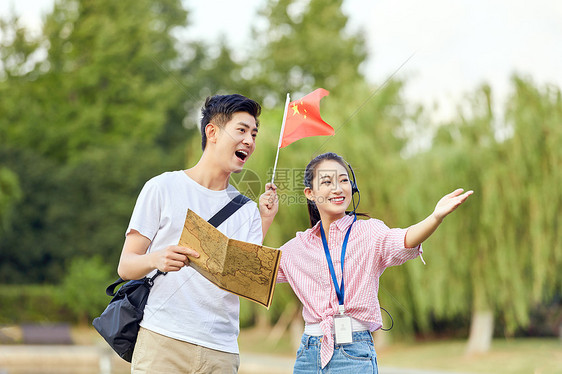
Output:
[289, 306, 304, 351]
[373, 329, 389, 350]
[466, 310, 494, 354]
[267, 303, 297, 342]
[255, 305, 270, 330]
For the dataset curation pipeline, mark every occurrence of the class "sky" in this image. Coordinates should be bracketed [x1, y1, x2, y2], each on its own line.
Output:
[2, 0, 562, 122]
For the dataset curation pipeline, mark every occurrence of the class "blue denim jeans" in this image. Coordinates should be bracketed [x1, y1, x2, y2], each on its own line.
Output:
[293, 330, 378, 374]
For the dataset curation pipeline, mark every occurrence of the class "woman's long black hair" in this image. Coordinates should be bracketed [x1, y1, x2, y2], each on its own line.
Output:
[303, 152, 368, 227]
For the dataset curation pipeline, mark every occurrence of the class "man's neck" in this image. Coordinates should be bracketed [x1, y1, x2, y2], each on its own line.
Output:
[185, 155, 230, 191]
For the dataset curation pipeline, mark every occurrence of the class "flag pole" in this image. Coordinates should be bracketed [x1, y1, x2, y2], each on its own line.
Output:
[271, 93, 291, 185]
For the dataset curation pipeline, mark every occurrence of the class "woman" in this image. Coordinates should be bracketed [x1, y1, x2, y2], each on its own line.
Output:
[275, 152, 472, 373]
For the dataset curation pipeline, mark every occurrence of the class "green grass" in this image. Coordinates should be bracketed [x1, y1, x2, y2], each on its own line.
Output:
[239, 328, 562, 374]
[376, 338, 562, 374]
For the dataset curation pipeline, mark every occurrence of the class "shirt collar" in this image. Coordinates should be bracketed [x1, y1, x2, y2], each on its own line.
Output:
[310, 213, 356, 236]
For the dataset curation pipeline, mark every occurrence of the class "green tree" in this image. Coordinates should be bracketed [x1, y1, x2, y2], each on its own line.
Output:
[43, 0, 189, 160]
[0, 144, 183, 284]
[251, 0, 367, 104]
[0, 0, 192, 162]
[56, 256, 113, 323]
[0, 167, 22, 231]
[0, 0, 195, 283]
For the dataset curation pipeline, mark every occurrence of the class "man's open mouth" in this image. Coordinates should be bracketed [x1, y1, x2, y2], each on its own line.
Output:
[235, 150, 248, 161]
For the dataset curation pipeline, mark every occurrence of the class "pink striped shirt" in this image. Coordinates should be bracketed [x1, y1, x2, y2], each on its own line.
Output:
[277, 214, 423, 368]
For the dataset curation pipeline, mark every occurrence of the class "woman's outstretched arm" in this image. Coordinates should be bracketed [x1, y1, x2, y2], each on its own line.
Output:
[404, 188, 473, 248]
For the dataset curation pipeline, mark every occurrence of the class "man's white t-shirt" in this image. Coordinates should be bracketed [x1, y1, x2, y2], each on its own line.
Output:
[126, 170, 263, 354]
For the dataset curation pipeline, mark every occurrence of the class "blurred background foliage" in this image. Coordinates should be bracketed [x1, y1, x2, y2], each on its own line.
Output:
[0, 0, 561, 346]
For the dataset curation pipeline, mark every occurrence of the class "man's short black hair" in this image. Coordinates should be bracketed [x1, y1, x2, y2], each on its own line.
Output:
[200, 94, 261, 150]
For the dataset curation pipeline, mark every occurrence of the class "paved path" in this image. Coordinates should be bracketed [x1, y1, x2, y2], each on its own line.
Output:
[240, 352, 472, 374]
[0, 345, 471, 374]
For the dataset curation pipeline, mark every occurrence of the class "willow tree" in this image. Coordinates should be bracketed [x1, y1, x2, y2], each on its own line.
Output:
[370, 77, 562, 350]
[494, 77, 562, 328]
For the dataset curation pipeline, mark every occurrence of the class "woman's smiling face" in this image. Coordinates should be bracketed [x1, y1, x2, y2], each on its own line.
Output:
[304, 159, 352, 221]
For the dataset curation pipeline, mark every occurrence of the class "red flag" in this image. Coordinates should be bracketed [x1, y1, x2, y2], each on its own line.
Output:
[280, 88, 334, 148]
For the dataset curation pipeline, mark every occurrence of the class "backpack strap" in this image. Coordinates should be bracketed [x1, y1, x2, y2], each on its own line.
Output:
[105, 278, 127, 296]
[207, 194, 251, 228]
[105, 270, 166, 296]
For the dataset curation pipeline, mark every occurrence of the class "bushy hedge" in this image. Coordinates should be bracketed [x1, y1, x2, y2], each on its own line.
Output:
[0, 256, 114, 324]
[0, 285, 71, 324]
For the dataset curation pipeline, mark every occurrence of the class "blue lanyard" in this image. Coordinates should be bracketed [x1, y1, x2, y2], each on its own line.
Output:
[319, 215, 357, 306]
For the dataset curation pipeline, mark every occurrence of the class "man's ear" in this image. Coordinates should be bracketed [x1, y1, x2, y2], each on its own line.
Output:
[205, 123, 220, 144]
[304, 187, 315, 202]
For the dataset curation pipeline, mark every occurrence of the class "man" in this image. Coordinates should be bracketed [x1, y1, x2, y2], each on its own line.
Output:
[118, 94, 277, 373]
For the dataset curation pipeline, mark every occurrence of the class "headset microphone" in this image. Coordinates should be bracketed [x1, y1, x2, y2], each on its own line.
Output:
[346, 162, 359, 195]
[346, 162, 360, 214]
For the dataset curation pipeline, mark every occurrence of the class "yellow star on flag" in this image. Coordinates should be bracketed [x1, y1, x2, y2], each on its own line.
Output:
[291, 103, 300, 116]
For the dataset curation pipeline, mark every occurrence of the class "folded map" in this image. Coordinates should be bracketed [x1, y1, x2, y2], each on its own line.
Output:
[178, 209, 281, 308]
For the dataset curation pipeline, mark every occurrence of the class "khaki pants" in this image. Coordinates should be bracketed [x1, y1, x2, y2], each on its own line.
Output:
[131, 327, 240, 374]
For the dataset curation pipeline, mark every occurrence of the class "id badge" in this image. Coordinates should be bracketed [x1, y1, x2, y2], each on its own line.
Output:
[333, 313, 353, 345]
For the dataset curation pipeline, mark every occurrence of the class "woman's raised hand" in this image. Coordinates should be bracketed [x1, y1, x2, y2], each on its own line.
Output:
[433, 188, 474, 222]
